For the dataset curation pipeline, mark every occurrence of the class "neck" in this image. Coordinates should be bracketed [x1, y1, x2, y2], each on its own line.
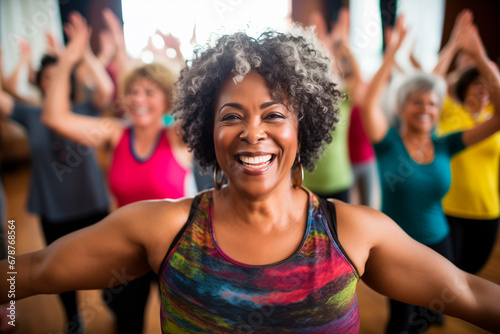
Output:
[214, 181, 307, 232]
[133, 121, 164, 139]
[399, 125, 432, 142]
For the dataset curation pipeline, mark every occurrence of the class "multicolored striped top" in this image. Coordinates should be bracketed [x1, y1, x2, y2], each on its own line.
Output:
[159, 189, 360, 333]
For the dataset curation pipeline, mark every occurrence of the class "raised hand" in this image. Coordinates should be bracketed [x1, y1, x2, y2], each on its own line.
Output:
[97, 29, 116, 66]
[45, 31, 62, 56]
[448, 10, 473, 48]
[102, 8, 126, 53]
[18, 39, 31, 64]
[61, 11, 92, 67]
[458, 24, 487, 60]
[385, 15, 408, 56]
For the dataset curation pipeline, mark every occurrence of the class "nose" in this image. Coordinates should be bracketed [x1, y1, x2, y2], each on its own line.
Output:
[239, 121, 267, 144]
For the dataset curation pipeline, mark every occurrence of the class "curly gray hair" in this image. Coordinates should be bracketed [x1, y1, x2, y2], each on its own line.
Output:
[172, 27, 343, 172]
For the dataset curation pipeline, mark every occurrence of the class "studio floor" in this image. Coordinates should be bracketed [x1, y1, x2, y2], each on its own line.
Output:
[2, 163, 499, 334]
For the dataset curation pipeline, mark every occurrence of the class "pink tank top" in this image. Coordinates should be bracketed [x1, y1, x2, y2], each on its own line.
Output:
[109, 128, 190, 207]
[348, 105, 376, 164]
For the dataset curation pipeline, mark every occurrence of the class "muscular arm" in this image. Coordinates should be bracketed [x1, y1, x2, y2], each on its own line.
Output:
[335, 201, 500, 332]
[0, 198, 192, 303]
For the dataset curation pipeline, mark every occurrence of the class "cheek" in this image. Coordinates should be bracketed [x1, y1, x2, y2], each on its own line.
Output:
[278, 123, 300, 154]
[213, 126, 236, 154]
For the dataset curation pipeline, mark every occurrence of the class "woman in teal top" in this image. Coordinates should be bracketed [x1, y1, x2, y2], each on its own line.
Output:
[375, 128, 464, 245]
[362, 17, 500, 333]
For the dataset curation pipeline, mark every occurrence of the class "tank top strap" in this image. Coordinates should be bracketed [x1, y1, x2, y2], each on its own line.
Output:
[159, 191, 206, 273]
[316, 194, 359, 276]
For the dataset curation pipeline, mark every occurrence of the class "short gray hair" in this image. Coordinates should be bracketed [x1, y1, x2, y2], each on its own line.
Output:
[395, 73, 447, 112]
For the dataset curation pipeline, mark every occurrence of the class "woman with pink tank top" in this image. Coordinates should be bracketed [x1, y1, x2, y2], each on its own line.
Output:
[43, 50, 194, 332]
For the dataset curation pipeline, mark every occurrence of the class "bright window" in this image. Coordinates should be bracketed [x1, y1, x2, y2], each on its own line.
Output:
[121, 0, 291, 62]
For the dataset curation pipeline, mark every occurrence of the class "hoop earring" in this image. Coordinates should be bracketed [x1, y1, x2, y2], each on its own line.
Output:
[213, 165, 225, 190]
[291, 155, 304, 189]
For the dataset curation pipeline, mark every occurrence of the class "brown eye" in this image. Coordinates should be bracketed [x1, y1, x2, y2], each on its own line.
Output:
[222, 114, 241, 121]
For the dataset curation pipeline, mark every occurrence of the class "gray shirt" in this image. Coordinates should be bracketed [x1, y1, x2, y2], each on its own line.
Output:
[11, 101, 110, 222]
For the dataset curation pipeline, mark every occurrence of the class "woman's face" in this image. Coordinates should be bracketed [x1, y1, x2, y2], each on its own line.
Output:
[400, 90, 440, 134]
[465, 78, 490, 112]
[214, 71, 299, 196]
[125, 77, 168, 127]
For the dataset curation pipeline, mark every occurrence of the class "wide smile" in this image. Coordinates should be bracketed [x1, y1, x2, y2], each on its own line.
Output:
[236, 153, 276, 174]
[131, 107, 149, 115]
[415, 114, 432, 123]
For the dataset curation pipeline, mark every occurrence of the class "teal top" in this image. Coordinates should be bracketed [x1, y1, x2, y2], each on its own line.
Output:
[374, 128, 465, 245]
[304, 100, 353, 194]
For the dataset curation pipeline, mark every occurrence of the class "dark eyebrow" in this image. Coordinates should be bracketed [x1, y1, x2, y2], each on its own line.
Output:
[218, 101, 288, 114]
[260, 101, 288, 110]
[218, 103, 244, 114]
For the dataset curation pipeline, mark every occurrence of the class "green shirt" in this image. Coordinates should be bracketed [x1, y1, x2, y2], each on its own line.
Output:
[304, 100, 353, 194]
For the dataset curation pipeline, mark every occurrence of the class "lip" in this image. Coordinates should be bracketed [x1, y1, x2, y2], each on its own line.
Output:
[131, 107, 149, 115]
[235, 152, 276, 175]
[414, 114, 432, 122]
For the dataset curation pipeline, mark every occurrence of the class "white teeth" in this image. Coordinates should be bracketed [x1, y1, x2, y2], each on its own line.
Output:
[133, 108, 148, 115]
[239, 154, 272, 167]
[416, 114, 431, 122]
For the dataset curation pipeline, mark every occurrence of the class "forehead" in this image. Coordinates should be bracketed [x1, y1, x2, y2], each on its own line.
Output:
[41, 64, 56, 76]
[407, 90, 439, 101]
[130, 77, 159, 89]
[216, 72, 274, 105]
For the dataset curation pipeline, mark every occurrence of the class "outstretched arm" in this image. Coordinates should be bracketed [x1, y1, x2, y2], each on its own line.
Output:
[459, 25, 500, 147]
[42, 11, 121, 148]
[336, 201, 500, 332]
[361, 16, 407, 143]
[0, 198, 192, 303]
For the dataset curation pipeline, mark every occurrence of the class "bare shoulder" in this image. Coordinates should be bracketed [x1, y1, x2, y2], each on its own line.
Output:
[108, 196, 194, 273]
[328, 199, 400, 276]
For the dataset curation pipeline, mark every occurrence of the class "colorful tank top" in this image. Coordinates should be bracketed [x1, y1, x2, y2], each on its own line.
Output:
[159, 189, 360, 333]
[109, 128, 192, 207]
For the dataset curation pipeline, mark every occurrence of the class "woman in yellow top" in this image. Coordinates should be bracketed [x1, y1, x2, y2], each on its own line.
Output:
[437, 66, 500, 274]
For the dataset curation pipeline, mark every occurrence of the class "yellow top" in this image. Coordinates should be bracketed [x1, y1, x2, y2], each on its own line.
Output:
[437, 96, 500, 219]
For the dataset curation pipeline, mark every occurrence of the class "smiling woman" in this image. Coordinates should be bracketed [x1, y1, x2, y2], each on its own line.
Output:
[213, 72, 299, 195]
[2, 25, 500, 334]
[360, 15, 500, 333]
[173, 29, 342, 173]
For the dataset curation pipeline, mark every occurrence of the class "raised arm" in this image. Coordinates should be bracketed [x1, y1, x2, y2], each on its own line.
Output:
[335, 201, 500, 332]
[42, 11, 121, 148]
[328, 9, 367, 105]
[0, 48, 15, 117]
[79, 37, 114, 109]
[361, 16, 407, 143]
[459, 25, 500, 147]
[0, 199, 191, 303]
[102, 8, 133, 100]
[432, 10, 473, 77]
[2, 40, 40, 106]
